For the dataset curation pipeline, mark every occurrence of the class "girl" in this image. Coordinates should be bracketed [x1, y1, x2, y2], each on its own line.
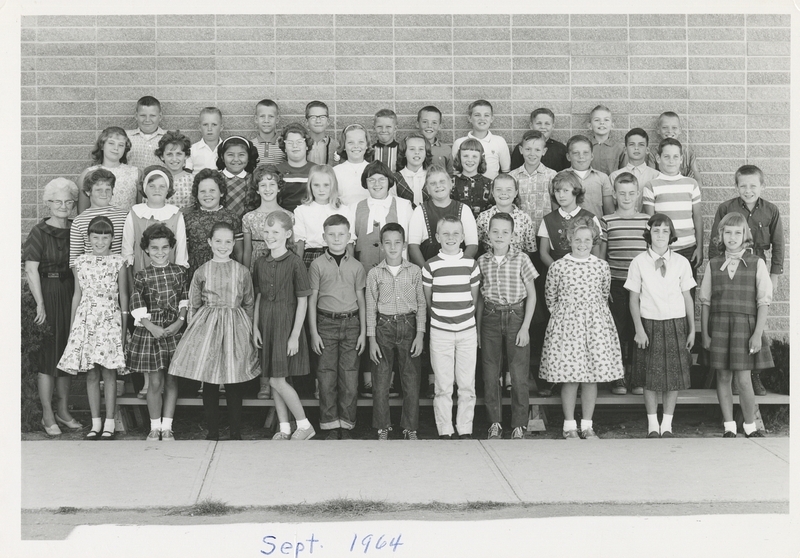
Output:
[701, 213, 773, 438]
[476, 174, 536, 254]
[294, 164, 354, 269]
[395, 132, 432, 207]
[57, 216, 128, 440]
[127, 223, 188, 442]
[216, 135, 259, 218]
[252, 211, 316, 440]
[275, 123, 316, 213]
[77, 127, 141, 213]
[169, 222, 260, 440]
[242, 165, 294, 272]
[451, 138, 493, 218]
[333, 124, 373, 207]
[539, 216, 623, 439]
[183, 168, 244, 281]
[156, 130, 196, 209]
[626, 214, 696, 438]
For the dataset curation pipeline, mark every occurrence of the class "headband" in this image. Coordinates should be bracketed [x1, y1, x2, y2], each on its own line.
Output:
[220, 135, 250, 148]
[144, 169, 170, 185]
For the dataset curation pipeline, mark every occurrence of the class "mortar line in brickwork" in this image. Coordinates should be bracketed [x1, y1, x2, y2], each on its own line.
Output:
[450, 13, 455, 144]
[272, 14, 277, 94]
[568, 13, 572, 137]
[94, 19, 98, 146]
[684, 14, 688, 146]
[392, 14, 396, 115]
[509, 13, 513, 140]
[743, 16, 748, 163]
[332, 14, 337, 138]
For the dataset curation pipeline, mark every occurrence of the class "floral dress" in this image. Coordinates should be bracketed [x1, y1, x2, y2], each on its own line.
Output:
[167, 171, 196, 209]
[57, 254, 128, 374]
[540, 254, 623, 383]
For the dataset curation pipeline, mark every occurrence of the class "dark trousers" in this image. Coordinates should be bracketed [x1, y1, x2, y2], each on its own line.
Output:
[609, 279, 633, 366]
[481, 301, 530, 428]
[203, 382, 245, 437]
[372, 314, 421, 431]
[675, 245, 698, 302]
[317, 314, 360, 430]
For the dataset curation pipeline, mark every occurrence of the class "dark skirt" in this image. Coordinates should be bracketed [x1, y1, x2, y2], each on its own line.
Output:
[37, 276, 74, 377]
[259, 300, 309, 378]
[709, 312, 773, 371]
[631, 317, 691, 391]
[302, 247, 325, 269]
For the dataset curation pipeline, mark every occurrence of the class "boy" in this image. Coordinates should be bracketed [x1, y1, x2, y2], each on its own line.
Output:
[417, 105, 453, 175]
[422, 216, 481, 439]
[366, 223, 426, 440]
[276, 123, 316, 212]
[600, 172, 650, 396]
[477, 213, 537, 440]
[588, 104, 625, 176]
[707, 164, 784, 396]
[642, 138, 703, 279]
[566, 135, 615, 218]
[510, 108, 569, 172]
[373, 109, 400, 172]
[609, 128, 661, 213]
[305, 100, 340, 166]
[649, 112, 704, 189]
[452, 100, 511, 180]
[187, 107, 223, 172]
[70, 168, 129, 265]
[509, 130, 557, 234]
[308, 214, 367, 440]
[125, 96, 166, 171]
[251, 99, 285, 168]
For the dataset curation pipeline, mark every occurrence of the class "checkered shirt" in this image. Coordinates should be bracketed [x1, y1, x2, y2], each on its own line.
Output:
[366, 259, 427, 336]
[478, 248, 538, 306]
[509, 164, 556, 233]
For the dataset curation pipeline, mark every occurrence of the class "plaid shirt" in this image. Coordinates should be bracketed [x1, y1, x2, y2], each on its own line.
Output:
[476, 205, 537, 254]
[509, 163, 556, 233]
[366, 259, 427, 336]
[478, 248, 538, 305]
[125, 127, 166, 171]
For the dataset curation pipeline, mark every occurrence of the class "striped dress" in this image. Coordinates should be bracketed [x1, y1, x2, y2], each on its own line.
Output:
[422, 251, 481, 332]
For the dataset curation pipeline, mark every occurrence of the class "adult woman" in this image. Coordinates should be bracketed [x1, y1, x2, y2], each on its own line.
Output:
[23, 178, 83, 435]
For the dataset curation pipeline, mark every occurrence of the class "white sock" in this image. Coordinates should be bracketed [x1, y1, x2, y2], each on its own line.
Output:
[104, 418, 116, 433]
[150, 418, 161, 432]
[280, 422, 291, 435]
[563, 420, 577, 432]
[296, 418, 311, 430]
[647, 414, 659, 432]
[723, 420, 737, 434]
[161, 417, 173, 431]
[660, 414, 673, 433]
[92, 417, 102, 432]
[743, 422, 756, 435]
[580, 419, 593, 432]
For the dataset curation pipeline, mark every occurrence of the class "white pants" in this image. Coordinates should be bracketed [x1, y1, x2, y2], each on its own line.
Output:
[429, 327, 477, 436]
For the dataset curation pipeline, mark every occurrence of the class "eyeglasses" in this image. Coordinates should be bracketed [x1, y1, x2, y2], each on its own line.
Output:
[307, 115, 328, 121]
[46, 199, 75, 207]
[366, 176, 389, 185]
[284, 140, 307, 147]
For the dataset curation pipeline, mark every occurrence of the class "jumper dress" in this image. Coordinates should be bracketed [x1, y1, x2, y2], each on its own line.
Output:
[419, 200, 464, 262]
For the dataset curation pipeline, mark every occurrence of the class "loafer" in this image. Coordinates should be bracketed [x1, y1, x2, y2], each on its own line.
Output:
[660, 430, 674, 438]
[161, 429, 175, 441]
[325, 429, 340, 440]
[563, 429, 580, 440]
[458, 433, 472, 440]
[256, 386, 272, 400]
[146, 429, 161, 442]
[580, 428, 599, 440]
[647, 430, 660, 439]
[41, 419, 62, 437]
[55, 414, 82, 430]
[723, 431, 737, 438]
[610, 379, 627, 395]
[745, 430, 765, 438]
[291, 425, 316, 440]
[340, 429, 353, 440]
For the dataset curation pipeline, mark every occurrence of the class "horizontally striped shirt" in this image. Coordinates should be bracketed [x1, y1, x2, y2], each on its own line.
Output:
[478, 248, 538, 305]
[276, 161, 314, 213]
[422, 251, 481, 332]
[69, 205, 129, 266]
[600, 212, 650, 281]
[642, 173, 701, 250]
[250, 135, 286, 167]
[365, 259, 427, 336]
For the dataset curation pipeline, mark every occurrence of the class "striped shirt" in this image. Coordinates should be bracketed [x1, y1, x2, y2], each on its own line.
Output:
[478, 248, 538, 305]
[250, 135, 286, 167]
[69, 205, 129, 266]
[642, 174, 701, 250]
[373, 141, 399, 173]
[422, 251, 481, 332]
[365, 259, 427, 336]
[600, 212, 650, 281]
[276, 161, 314, 213]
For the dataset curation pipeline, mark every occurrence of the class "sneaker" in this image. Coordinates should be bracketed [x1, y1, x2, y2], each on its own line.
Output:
[272, 431, 291, 440]
[146, 429, 161, 441]
[377, 428, 390, 440]
[723, 431, 737, 438]
[563, 429, 580, 440]
[161, 429, 175, 441]
[360, 382, 373, 398]
[511, 427, 525, 440]
[403, 430, 418, 440]
[325, 429, 340, 440]
[610, 379, 627, 395]
[630, 386, 644, 395]
[580, 428, 599, 439]
[340, 428, 353, 440]
[751, 372, 767, 396]
[458, 433, 472, 440]
[745, 430, 765, 438]
[291, 425, 316, 440]
[487, 423, 503, 440]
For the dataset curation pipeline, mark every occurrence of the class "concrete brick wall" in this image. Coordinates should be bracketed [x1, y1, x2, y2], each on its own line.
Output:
[20, 13, 790, 336]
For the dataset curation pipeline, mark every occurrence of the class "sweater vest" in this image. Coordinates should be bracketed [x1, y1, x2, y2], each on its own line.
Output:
[354, 197, 398, 271]
[709, 254, 758, 316]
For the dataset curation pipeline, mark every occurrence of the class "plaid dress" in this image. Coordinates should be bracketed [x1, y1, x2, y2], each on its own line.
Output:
[223, 172, 253, 218]
[126, 263, 188, 375]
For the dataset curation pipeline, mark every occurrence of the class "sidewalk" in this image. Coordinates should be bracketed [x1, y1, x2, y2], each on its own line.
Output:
[22, 437, 789, 510]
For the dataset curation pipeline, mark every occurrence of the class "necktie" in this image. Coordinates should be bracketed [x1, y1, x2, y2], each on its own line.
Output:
[655, 257, 666, 277]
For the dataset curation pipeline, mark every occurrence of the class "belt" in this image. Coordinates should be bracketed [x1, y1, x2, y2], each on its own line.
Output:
[39, 272, 72, 280]
[484, 300, 524, 311]
[318, 309, 358, 319]
[378, 312, 416, 321]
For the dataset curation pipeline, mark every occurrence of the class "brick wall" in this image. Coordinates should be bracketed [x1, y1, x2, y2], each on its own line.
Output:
[20, 13, 790, 336]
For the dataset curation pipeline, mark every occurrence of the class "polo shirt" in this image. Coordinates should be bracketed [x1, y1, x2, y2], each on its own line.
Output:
[187, 139, 219, 172]
[275, 161, 315, 213]
[566, 167, 613, 219]
[509, 163, 557, 233]
[624, 248, 696, 320]
[642, 173, 701, 250]
[125, 127, 166, 171]
[422, 250, 481, 332]
[452, 131, 511, 180]
[250, 134, 285, 167]
[478, 247, 538, 305]
[430, 139, 454, 175]
[591, 137, 625, 176]
[510, 137, 570, 173]
[600, 212, 650, 281]
[309, 250, 366, 314]
[609, 163, 661, 213]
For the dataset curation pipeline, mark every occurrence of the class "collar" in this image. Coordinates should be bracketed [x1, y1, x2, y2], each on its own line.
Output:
[199, 206, 223, 212]
[592, 137, 614, 147]
[485, 247, 518, 263]
[222, 169, 247, 179]
[429, 137, 442, 147]
[721, 249, 749, 270]
[647, 247, 671, 262]
[626, 162, 648, 172]
[564, 253, 595, 263]
[129, 127, 165, 138]
[196, 139, 218, 151]
[251, 134, 278, 145]
[656, 172, 684, 181]
[558, 206, 581, 219]
[569, 167, 597, 177]
[266, 249, 292, 262]
[133, 203, 180, 219]
[438, 250, 464, 260]
[468, 131, 493, 143]
[492, 204, 518, 215]
[377, 258, 412, 270]
[324, 249, 350, 262]
[737, 197, 762, 211]
[312, 136, 330, 146]
[401, 166, 426, 177]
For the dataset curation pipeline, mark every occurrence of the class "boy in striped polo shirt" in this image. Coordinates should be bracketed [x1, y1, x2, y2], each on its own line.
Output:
[642, 138, 703, 286]
[422, 216, 482, 439]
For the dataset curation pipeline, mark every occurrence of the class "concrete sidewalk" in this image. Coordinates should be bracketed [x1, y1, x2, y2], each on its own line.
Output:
[22, 438, 789, 510]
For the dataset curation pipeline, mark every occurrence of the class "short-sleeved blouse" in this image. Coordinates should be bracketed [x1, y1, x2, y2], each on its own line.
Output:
[23, 219, 71, 272]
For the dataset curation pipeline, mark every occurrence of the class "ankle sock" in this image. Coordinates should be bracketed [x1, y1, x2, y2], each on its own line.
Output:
[103, 418, 116, 433]
[150, 418, 161, 432]
[161, 417, 173, 431]
[563, 420, 577, 432]
[660, 414, 673, 433]
[296, 418, 311, 430]
[280, 422, 291, 435]
[743, 422, 756, 435]
[647, 414, 659, 433]
[580, 419, 593, 432]
[723, 420, 737, 434]
[92, 417, 102, 432]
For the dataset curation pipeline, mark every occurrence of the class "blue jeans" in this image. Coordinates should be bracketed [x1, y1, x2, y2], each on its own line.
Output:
[373, 314, 421, 431]
[316, 314, 360, 430]
[481, 301, 530, 428]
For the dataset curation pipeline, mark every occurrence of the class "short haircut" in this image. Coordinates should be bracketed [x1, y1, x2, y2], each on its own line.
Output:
[658, 111, 681, 123]
[208, 220, 235, 240]
[337, 123, 374, 162]
[566, 215, 600, 245]
[305, 100, 329, 118]
[657, 137, 682, 156]
[715, 212, 754, 253]
[255, 99, 279, 113]
[380, 222, 406, 242]
[453, 138, 487, 174]
[199, 106, 222, 119]
[624, 128, 649, 145]
[643, 213, 678, 246]
[436, 214, 463, 233]
[361, 160, 396, 190]
[550, 170, 585, 205]
[374, 108, 397, 123]
[305, 164, 343, 208]
[82, 168, 116, 195]
[424, 164, 451, 185]
[265, 210, 295, 248]
[468, 99, 493, 114]
[735, 164, 765, 185]
[397, 131, 432, 170]
[566, 134, 592, 152]
[530, 107, 555, 123]
[87, 215, 114, 237]
[278, 122, 313, 153]
[417, 105, 442, 121]
[590, 104, 612, 117]
[612, 171, 639, 192]
[136, 96, 161, 111]
[252, 165, 282, 210]
[520, 129, 546, 147]
[91, 126, 131, 165]
[323, 213, 350, 230]
[140, 222, 176, 251]
[42, 177, 79, 203]
[489, 211, 515, 233]
[140, 165, 175, 199]
[155, 130, 192, 160]
[216, 136, 259, 173]
[192, 168, 228, 209]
